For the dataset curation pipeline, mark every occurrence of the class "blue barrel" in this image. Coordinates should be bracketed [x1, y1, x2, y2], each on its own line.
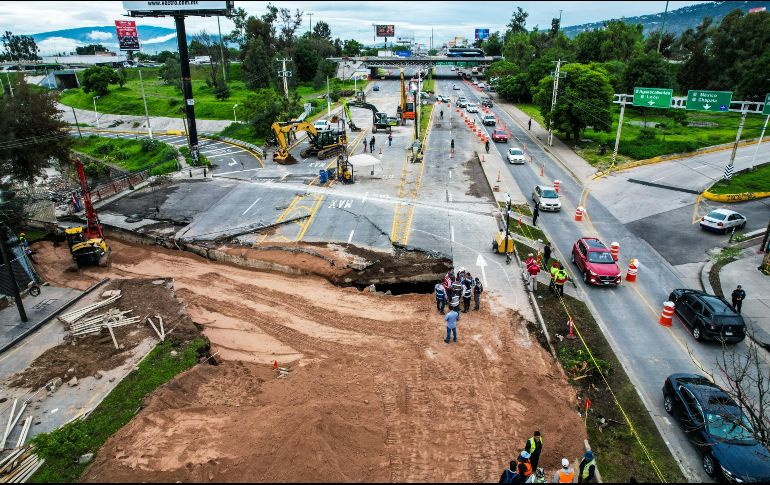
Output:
[318, 169, 328, 184]
[326, 168, 336, 179]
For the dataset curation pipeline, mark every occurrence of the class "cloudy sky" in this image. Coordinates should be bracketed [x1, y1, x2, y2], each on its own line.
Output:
[0, 1, 706, 49]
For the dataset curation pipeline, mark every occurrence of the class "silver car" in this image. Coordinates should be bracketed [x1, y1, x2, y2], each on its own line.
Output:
[466, 103, 478, 113]
[507, 147, 525, 164]
[532, 185, 562, 211]
[699, 208, 747, 234]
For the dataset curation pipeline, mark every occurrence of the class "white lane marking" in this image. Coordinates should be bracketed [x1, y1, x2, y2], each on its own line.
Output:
[347, 230, 355, 244]
[206, 149, 248, 159]
[242, 197, 261, 216]
[449, 169, 452, 179]
[214, 167, 262, 176]
[448, 192, 453, 202]
[450, 225, 455, 242]
[362, 191, 369, 205]
[692, 165, 707, 170]
[228, 159, 238, 167]
[650, 176, 667, 183]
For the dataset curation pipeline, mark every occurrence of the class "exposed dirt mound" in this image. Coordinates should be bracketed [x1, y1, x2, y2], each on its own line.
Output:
[32, 238, 586, 482]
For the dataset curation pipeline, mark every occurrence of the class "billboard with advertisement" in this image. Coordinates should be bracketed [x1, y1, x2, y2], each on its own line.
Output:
[475, 28, 490, 40]
[115, 20, 140, 51]
[376, 25, 395, 37]
[123, 1, 232, 17]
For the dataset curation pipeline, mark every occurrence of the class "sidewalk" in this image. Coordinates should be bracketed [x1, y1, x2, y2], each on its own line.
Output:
[493, 99, 597, 182]
[719, 249, 770, 346]
[59, 103, 232, 134]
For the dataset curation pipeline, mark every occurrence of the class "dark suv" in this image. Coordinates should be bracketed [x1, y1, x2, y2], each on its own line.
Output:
[668, 289, 745, 343]
[481, 98, 493, 108]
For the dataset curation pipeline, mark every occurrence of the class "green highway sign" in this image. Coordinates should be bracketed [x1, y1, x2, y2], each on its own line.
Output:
[763, 93, 770, 116]
[686, 90, 733, 112]
[633, 87, 673, 108]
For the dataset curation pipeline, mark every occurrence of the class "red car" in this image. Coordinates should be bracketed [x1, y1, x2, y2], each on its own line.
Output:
[491, 129, 508, 142]
[571, 237, 621, 286]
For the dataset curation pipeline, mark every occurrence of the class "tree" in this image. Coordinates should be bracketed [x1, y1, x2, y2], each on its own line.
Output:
[214, 73, 230, 100]
[502, 32, 535, 67]
[226, 6, 249, 48]
[242, 88, 282, 137]
[312, 21, 332, 41]
[0, 31, 40, 61]
[708, 9, 770, 95]
[342, 39, 363, 57]
[294, 35, 335, 83]
[117, 67, 128, 88]
[676, 17, 714, 93]
[482, 31, 503, 57]
[81, 66, 120, 96]
[533, 63, 613, 142]
[0, 78, 71, 181]
[487, 60, 519, 79]
[495, 74, 530, 103]
[75, 44, 109, 55]
[313, 58, 337, 90]
[573, 21, 643, 63]
[506, 7, 529, 39]
[242, 37, 273, 89]
[623, 51, 672, 92]
[159, 55, 182, 91]
[645, 29, 677, 58]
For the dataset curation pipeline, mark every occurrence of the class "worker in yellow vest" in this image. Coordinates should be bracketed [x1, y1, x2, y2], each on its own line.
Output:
[578, 451, 596, 483]
[553, 458, 575, 483]
[524, 431, 543, 471]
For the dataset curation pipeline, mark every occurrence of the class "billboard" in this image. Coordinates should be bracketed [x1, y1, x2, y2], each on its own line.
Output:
[123, 1, 233, 17]
[115, 20, 140, 51]
[376, 25, 395, 37]
[475, 28, 490, 40]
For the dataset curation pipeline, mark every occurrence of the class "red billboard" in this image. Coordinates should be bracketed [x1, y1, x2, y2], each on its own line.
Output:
[115, 20, 140, 51]
[376, 25, 395, 37]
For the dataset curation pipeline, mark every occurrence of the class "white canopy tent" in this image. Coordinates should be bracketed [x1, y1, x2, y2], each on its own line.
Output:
[346, 154, 384, 176]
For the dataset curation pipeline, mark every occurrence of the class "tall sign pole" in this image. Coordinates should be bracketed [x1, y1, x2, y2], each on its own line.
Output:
[0, 226, 27, 323]
[657, 0, 670, 53]
[175, 15, 199, 164]
[217, 16, 227, 82]
[725, 109, 748, 180]
[138, 70, 152, 138]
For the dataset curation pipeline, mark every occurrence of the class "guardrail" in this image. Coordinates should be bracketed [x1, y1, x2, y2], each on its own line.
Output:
[90, 170, 149, 203]
[215, 136, 264, 158]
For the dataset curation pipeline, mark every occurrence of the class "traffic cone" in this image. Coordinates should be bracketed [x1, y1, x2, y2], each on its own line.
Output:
[567, 318, 577, 340]
[496, 170, 501, 182]
[273, 360, 278, 370]
[574, 206, 584, 222]
[610, 242, 620, 262]
[540, 163, 544, 176]
[379, 147, 382, 155]
[659, 301, 675, 327]
[625, 259, 639, 282]
[554, 179, 561, 193]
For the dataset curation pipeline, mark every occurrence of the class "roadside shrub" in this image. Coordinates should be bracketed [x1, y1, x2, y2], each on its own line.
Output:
[94, 140, 115, 155]
[167, 98, 180, 107]
[160, 146, 179, 162]
[637, 127, 657, 140]
[140, 138, 161, 152]
[112, 151, 129, 161]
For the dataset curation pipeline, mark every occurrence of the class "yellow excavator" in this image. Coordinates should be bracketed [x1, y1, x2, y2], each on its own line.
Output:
[397, 69, 416, 121]
[66, 158, 109, 269]
[270, 121, 347, 163]
[342, 99, 391, 133]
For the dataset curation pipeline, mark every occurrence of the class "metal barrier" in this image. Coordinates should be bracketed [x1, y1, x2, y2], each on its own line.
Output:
[90, 170, 149, 204]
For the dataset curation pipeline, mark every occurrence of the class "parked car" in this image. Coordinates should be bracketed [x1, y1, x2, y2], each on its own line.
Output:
[663, 373, 770, 481]
[313, 119, 331, 131]
[466, 103, 478, 113]
[387, 116, 400, 127]
[482, 115, 496, 126]
[471, 79, 479, 85]
[571, 237, 622, 286]
[506, 147, 526, 164]
[487, 85, 496, 92]
[457, 97, 468, 108]
[373, 85, 380, 91]
[453, 84, 460, 90]
[700, 208, 747, 234]
[668, 289, 746, 342]
[532, 185, 561, 210]
[491, 129, 508, 143]
[481, 98, 493, 108]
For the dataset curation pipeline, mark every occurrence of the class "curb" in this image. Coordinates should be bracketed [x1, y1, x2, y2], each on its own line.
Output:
[701, 190, 770, 203]
[700, 260, 715, 294]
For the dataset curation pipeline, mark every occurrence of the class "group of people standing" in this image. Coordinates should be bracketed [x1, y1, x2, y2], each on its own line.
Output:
[500, 432, 597, 483]
[434, 268, 483, 344]
[522, 245, 569, 296]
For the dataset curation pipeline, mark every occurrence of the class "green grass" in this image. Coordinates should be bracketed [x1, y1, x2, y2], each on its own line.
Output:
[29, 338, 208, 483]
[419, 104, 433, 143]
[295, 79, 368, 100]
[498, 201, 533, 217]
[217, 122, 265, 146]
[535, 292, 686, 483]
[515, 103, 545, 127]
[72, 135, 179, 175]
[708, 162, 770, 194]
[507, 218, 548, 243]
[422, 77, 435, 93]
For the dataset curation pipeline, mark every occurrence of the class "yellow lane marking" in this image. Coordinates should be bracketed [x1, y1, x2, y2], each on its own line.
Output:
[296, 194, 325, 241]
[399, 105, 434, 246]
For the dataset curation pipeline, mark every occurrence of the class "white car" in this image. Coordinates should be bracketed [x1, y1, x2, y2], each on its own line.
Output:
[478, 82, 487, 89]
[471, 79, 479, 85]
[466, 103, 478, 113]
[532, 185, 562, 211]
[507, 147, 526, 164]
[457, 97, 468, 108]
[700, 208, 747, 234]
[313, 119, 331, 131]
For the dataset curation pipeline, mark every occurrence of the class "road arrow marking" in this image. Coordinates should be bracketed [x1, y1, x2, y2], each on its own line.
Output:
[476, 253, 488, 287]
[703, 103, 711, 110]
[648, 100, 655, 105]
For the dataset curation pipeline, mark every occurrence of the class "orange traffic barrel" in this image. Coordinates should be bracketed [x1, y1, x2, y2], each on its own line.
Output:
[610, 242, 620, 261]
[659, 301, 675, 327]
[625, 259, 639, 282]
[554, 179, 561, 193]
[574, 206, 584, 222]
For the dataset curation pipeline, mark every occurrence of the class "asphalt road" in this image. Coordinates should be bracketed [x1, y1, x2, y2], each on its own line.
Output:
[442, 66, 770, 482]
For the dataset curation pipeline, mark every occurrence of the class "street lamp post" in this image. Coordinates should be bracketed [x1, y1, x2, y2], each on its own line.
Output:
[504, 192, 512, 264]
[92, 95, 101, 129]
[233, 104, 238, 123]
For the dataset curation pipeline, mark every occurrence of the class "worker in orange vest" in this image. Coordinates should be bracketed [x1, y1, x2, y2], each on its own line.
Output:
[516, 451, 533, 480]
[553, 458, 575, 483]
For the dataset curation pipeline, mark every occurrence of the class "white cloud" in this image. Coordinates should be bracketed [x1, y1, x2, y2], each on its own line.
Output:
[143, 33, 176, 44]
[87, 30, 112, 41]
[37, 36, 81, 55]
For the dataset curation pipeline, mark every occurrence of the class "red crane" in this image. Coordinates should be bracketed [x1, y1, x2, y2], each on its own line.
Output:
[73, 157, 105, 241]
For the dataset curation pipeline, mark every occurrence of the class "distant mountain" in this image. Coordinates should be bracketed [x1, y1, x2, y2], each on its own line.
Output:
[562, 1, 770, 37]
[32, 25, 185, 55]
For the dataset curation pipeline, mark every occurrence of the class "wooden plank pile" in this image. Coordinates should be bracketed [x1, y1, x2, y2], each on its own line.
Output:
[0, 447, 44, 483]
[58, 291, 139, 349]
[58, 292, 122, 326]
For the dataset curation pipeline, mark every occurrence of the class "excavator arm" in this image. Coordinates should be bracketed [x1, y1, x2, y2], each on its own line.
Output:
[342, 100, 362, 132]
[271, 121, 319, 162]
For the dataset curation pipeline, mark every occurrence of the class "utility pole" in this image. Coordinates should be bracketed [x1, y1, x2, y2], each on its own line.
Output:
[326, 76, 331, 116]
[0, 226, 27, 323]
[750, 115, 769, 171]
[276, 58, 291, 99]
[175, 15, 200, 165]
[657, 0, 670, 54]
[138, 70, 153, 138]
[548, 59, 564, 147]
[92, 95, 100, 129]
[71, 106, 83, 139]
[610, 103, 626, 170]
[725, 109, 748, 180]
[217, 15, 228, 82]
[307, 12, 313, 34]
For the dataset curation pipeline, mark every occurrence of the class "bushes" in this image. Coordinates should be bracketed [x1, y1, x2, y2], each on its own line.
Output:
[140, 138, 162, 152]
[94, 140, 115, 155]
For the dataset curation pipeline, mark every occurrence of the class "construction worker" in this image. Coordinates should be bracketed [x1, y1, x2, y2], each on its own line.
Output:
[553, 458, 575, 483]
[517, 451, 533, 480]
[549, 261, 560, 292]
[449, 292, 461, 320]
[524, 431, 543, 471]
[462, 280, 472, 313]
[499, 460, 517, 483]
[485, 139, 490, 153]
[526, 255, 540, 292]
[435, 282, 447, 314]
[443, 270, 453, 294]
[731, 285, 746, 314]
[444, 306, 458, 343]
[577, 451, 596, 483]
[554, 266, 569, 297]
[451, 138, 455, 153]
[542, 243, 552, 269]
[18, 232, 28, 248]
[369, 136, 375, 153]
[532, 204, 539, 226]
[473, 277, 483, 310]
[388, 132, 393, 147]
